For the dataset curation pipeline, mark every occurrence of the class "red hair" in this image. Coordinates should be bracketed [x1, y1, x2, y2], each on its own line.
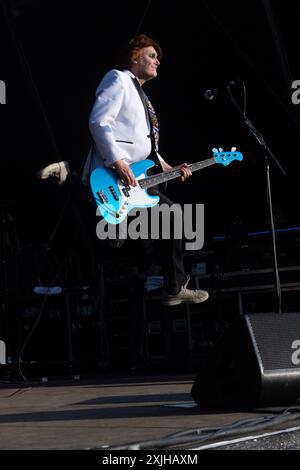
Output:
[118, 34, 162, 69]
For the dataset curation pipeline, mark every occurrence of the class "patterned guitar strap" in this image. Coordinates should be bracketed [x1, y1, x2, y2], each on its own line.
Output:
[141, 90, 160, 154]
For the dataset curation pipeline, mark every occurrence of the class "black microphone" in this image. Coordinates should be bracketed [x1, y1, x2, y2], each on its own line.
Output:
[204, 80, 240, 100]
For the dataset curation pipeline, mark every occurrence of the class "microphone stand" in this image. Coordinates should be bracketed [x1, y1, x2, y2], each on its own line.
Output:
[226, 83, 286, 313]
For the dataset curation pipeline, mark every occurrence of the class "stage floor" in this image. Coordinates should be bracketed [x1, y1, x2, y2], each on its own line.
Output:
[0, 373, 300, 450]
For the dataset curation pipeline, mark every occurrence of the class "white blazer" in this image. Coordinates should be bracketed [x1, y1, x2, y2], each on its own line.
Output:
[82, 69, 165, 183]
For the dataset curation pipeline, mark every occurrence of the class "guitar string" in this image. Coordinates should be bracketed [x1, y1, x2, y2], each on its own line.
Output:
[139, 158, 217, 189]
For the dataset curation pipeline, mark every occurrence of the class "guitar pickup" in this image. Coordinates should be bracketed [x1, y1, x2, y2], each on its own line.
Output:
[97, 190, 108, 204]
[109, 186, 119, 201]
[122, 187, 130, 198]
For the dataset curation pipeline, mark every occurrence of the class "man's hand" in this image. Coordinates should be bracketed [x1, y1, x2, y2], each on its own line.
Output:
[113, 160, 137, 187]
[161, 160, 192, 182]
[179, 163, 192, 182]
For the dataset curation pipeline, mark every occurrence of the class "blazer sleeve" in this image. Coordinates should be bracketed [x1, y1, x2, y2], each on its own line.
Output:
[156, 151, 169, 170]
[89, 70, 125, 167]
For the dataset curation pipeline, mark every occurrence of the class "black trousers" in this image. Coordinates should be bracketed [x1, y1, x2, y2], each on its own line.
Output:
[142, 187, 186, 294]
[111, 184, 186, 295]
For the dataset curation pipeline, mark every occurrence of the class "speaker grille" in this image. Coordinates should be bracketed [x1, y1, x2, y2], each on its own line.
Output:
[246, 312, 300, 372]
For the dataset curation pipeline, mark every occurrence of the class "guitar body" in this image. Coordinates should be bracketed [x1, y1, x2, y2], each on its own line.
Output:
[90, 159, 160, 224]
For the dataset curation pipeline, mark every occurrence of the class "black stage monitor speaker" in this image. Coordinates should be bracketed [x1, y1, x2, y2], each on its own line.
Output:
[191, 312, 300, 408]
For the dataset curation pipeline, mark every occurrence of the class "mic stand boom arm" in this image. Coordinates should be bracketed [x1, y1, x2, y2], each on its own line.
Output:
[226, 84, 286, 313]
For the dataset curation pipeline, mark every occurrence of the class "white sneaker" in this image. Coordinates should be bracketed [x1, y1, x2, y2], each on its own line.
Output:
[36, 161, 70, 185]
[161, 275, 209, 306]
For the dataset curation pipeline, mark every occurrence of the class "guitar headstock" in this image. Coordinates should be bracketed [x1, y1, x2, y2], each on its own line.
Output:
[212, 147, 244, 166]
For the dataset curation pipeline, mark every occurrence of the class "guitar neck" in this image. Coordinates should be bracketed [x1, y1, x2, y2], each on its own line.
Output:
[139, 157, 216, 189]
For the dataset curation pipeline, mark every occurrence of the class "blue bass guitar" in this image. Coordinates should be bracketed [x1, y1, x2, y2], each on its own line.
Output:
[90, 148, 243, 224]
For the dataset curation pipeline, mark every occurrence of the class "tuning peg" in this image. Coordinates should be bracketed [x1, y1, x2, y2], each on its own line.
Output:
[219, 148, 224, 152]
[231, 147, 237, 152]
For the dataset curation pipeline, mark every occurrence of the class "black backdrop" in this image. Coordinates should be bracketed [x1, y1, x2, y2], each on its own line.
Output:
[1, 0, 300, 256]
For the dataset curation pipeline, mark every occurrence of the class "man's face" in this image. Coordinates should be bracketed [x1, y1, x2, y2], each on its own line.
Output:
[135, 46, 160, 81]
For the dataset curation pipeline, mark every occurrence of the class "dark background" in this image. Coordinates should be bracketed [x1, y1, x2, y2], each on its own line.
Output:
[2, 0, 300, 375]
[1, 0, 300, 267]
